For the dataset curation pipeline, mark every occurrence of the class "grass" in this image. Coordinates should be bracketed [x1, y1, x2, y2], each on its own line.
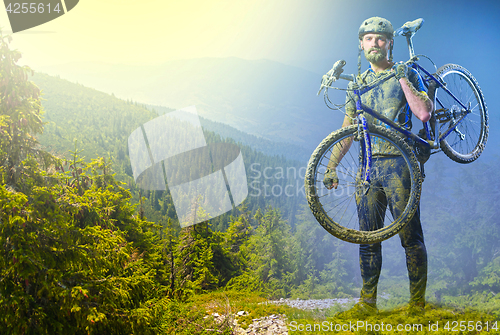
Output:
[186, 290, 500, 334]
[290, 303, 499, 334]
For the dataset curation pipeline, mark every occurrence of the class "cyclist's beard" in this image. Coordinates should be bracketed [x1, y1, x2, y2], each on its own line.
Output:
[364, 47, 387, 64]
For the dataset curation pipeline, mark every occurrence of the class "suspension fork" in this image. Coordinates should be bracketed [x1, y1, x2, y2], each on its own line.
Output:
[356, 107, 372, 194]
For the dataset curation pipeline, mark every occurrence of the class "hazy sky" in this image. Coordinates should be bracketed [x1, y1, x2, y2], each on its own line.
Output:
[2, 0, 498, 73]
[1, 0, 499, 148]
[2, 0, 324, 67]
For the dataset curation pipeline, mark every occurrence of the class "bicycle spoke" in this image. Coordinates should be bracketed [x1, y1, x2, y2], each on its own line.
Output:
[318, 161, 358, 180]
[436, 66, 487, 162]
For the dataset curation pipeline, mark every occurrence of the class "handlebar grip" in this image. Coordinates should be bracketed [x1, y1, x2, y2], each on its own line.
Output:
[330, 59, 346, 80]
[317, 60, 348, 95]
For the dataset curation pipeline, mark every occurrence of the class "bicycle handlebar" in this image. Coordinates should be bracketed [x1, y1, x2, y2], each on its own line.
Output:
[318, 57, 420, 95]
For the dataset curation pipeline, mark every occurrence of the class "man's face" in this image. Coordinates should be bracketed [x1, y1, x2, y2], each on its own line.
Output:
[361, 33, 392, 64]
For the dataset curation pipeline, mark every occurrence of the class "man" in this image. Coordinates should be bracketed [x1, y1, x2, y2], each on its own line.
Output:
[323, 17, 433, 315]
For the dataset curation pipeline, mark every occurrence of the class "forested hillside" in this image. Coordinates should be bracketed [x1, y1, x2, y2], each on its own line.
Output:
[32, 60, 500, 308]
[30, 72, 305, 228]
[38, 57, 344, 148]
[0, 30, 358, 334]
[144, 103, 311, 163]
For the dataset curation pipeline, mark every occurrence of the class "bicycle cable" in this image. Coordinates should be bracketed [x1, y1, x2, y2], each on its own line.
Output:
[323, 90, 357, 124]
[324, 87, 349, 111]
[413, 54, 438, 73]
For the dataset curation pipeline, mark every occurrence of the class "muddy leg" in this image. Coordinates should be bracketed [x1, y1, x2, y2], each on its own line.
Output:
[384, 157, 428, 305]
[357, 162, 385, 306]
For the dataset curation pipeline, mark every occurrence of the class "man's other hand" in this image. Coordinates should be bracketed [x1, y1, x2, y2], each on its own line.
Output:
[393, 62, 408, 80]
[324, 168, 339, 190]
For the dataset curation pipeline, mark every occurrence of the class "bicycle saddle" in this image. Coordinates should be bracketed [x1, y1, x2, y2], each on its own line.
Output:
[394, 18, 424, 37]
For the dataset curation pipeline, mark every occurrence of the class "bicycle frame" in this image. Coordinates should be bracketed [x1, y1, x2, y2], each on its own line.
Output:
[411, 62, 472, 144]
[351, 62, 471, 149]
[351, 59, 472, 186]
[405, 31, 473, 146]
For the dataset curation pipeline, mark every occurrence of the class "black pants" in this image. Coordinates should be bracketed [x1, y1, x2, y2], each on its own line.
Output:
[356, 156, 427, 305]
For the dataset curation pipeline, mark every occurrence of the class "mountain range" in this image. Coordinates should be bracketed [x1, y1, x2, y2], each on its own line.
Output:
[37, 57, 346, 151]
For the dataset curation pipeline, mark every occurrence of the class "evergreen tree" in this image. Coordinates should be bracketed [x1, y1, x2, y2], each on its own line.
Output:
[0, 29, 52, 188]
[0, 30, 172, 334]
[175, 221, 219, 297]
[243, 207, 295, 298]
[290, 205, 357, 298]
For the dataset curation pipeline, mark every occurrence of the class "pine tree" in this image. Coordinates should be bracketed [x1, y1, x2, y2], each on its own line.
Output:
[175, 221, 219, 296]
[0, 30, 172, 334]
[243, 207, 295, 298]
[0, 29, 52, 188]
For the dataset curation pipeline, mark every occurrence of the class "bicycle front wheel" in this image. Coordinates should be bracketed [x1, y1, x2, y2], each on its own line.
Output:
[435, 64, 488, 163]
[305, 124, 422, 244]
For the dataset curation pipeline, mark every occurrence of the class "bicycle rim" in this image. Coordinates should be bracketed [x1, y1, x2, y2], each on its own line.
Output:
[435, 64, 488, 163]
[305, 124, 422, 244]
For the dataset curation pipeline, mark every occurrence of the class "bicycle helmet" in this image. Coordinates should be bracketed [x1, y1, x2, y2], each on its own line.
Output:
[357, 17, 394, 77]
[358, 17, 394, 40]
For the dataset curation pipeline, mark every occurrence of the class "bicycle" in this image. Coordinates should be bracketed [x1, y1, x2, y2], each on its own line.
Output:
[305, 18, 488, 244]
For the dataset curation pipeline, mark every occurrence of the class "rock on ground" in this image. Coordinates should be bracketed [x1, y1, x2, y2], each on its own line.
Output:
[208, 297, 362, 334]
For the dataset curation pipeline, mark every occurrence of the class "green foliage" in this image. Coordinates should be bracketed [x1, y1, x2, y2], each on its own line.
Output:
[152, 298, 233, 335]
[175, 222, 220, 295]
[31, 69, 306, 230]
[0, 150, 170, 334]
[190, 290, 289, 330]
[470, 256, 500, 293]
[0, 31, 178, 333]
[239, 207, 296, 298]
[418, 157, 500, 298]
[440, 292, 500, 318]
[3, 21, 500, 334]
[30, 72, 157, 165]
[290, 205, 357, 299]
[0, 30, 53, 189]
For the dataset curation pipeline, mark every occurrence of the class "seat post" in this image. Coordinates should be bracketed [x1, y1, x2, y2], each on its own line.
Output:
[406, 34, 416, 58]
[395, 18, 424, 59]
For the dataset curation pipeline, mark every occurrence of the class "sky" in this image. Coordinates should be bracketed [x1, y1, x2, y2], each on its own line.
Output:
[1, 0, 321, 67]
[2, 0, 499, 72]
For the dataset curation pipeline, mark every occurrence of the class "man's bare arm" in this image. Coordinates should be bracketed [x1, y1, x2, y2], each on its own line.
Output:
[399, 77, 433, 122]
[325, 114, 354, 189]
[394, 64, 433, 122]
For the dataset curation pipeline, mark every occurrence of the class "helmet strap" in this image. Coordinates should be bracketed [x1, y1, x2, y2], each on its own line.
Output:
[357, 44, 362, 78]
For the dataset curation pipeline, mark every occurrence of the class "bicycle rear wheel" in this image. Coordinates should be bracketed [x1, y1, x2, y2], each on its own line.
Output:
[435, 64, 488, 163]
[305, 124, 422, 244]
